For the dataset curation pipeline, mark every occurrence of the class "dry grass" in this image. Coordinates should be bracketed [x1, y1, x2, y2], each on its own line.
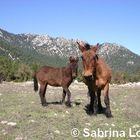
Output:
[0, 82, 140, 140]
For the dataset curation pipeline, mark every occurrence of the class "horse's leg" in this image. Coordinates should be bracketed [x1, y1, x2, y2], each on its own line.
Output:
[88, 84, 94, 113]
[63, 87, 71, 107]
[104, 83, 112, 118]
[39, 83, 47, 106]
[88, 91, 97, 115]
[87, 81, 98, 115]
[61, 89, 66, 104]
[93, 91, 97, 115]
[42, 83, 47, 104]
[97, 88, 103, 113]
[89, 91, 94, 113]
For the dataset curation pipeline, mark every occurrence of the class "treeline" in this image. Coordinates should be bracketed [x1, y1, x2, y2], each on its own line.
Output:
[111, 71, 140, 84]
[0, 56, 39, 82]
[77, 71, 140, 84]
[0, 56, 140, 84]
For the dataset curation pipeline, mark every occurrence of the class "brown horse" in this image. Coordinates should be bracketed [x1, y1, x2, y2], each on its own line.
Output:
[33, 56, 79, 106]
[77, 42, 112, 118]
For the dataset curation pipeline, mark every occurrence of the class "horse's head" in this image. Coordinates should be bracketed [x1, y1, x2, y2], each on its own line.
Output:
[77, 41, 99, 81]
[69, 56, 79, 79]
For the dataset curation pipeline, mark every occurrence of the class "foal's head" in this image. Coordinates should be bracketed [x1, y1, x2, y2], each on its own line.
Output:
[77, 42, 99, 81]
[69, 56, 79, 79]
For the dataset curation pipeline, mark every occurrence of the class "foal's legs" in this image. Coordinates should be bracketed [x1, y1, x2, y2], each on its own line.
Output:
[43, 83, 47, 103]
[39, 83, 47, 106]
[63, 87, 71, 107]
[61, 89, 66, 104]
[104, 83, 112, 118]
[97, 88, 103, 113]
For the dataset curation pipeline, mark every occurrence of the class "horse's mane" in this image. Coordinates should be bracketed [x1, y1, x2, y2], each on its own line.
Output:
[84, 43, 91, 50]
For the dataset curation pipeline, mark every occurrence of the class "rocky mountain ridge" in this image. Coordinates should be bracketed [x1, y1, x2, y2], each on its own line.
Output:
[0, 28, 140, 72]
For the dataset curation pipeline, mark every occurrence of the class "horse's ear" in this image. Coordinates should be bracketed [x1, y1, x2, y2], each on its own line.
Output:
[76, 41, 86, 52]
[96, 43, 99, 46]
[91, 43, 99, 52]
[69, 56, 74, 62]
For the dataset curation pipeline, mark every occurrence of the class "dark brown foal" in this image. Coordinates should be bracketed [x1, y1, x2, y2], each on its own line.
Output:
[33, 56, 79, 107]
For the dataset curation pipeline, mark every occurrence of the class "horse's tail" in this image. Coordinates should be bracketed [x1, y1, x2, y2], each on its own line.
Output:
[33, 73, 38, 92]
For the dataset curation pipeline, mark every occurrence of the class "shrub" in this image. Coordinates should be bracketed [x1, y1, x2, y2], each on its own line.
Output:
[15, 64, 33, 82]
[0, 56, 18, 81]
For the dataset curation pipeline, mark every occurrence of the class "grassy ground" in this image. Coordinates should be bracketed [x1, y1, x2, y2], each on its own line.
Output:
[0, 82, 140, 140]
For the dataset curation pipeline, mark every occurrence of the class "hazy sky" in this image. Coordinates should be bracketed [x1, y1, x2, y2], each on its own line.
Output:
[0, 0, 140, 55]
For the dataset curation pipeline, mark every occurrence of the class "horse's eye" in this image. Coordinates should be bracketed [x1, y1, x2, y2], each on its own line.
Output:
[93, 55, 98, 60]
[93, 56, 96, 60]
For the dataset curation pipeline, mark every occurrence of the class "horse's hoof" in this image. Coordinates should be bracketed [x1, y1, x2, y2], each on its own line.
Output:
[41, 102, 47, 106]
[88, 109, 94, 114]
[88, 108, 94, 115]
[106, 114, 113, 118]
[93, 113, 97, 116]
[65, 102, 71, 107]
[67, 104, 72, 107]
[105, 111, 113, 118]
[98, 106, 104, 114]
[88, 111, 94, 115]
[93, 110, 98, 116]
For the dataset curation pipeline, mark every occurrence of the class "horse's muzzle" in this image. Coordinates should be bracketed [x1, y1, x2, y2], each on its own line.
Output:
[72, 74, 77, 79]
[84, 75, 94, 81]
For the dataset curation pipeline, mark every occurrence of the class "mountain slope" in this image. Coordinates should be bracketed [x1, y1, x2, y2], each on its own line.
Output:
[0, 28, 140, 73]
[98, 43, 140, 72]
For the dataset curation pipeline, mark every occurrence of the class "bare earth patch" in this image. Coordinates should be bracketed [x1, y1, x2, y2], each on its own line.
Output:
[0, 81, 140, 140]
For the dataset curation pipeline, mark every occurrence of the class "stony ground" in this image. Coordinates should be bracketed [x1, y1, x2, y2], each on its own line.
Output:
[0, 81, 140, 140]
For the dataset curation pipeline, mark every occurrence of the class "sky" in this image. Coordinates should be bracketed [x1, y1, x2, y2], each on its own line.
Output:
[0, 0, 140, 55]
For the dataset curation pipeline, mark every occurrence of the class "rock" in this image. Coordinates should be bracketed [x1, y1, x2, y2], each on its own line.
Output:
[3, 131, 8, 135]
[29, 120, 35, 123]
[111, 123, 115, 127]
[15, 136, 23, 140]
[54, 113, 58, 116]
[72, 104, 76, 107]
[132, 124, 139, 128]
[65, 111, 70, 114]
[62, 114, 65, 117]
[1, 121, 8, 124]
[85, 123, 91, 126]
[7, 122, 17, 126]
[104, 123, 109, 126]
[73, 80, 79, 84]
[54, 130, 60, 134]
[1, 129, 8, 135]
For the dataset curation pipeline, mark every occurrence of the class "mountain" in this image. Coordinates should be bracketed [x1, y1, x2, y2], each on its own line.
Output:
[98, 43, 140, 72]
[0, 28, 140, 73]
